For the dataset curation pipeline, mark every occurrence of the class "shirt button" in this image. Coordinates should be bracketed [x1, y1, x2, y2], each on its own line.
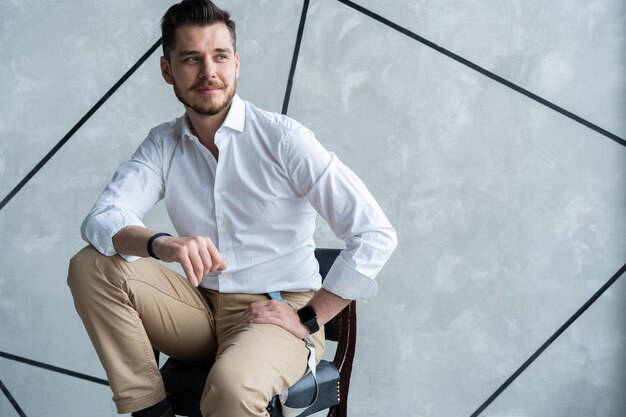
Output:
[220, 222, 225, 228]
[217, 188, 223, 193]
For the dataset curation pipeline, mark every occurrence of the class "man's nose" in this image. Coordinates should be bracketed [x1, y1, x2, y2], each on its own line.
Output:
[200, 58, 217, 79]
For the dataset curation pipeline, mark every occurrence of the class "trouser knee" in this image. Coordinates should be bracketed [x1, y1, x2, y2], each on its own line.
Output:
[68, 245, 99, 287]
[67, 245, 126, 299]
[201, 360, 270, 417]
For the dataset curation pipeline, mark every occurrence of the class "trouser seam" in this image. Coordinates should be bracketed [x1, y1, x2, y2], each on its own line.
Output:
[134, 304, 160, 390]
[92, 256, 161, 398]
[127, 277, 215, 351]
[127, 276, 209, 312]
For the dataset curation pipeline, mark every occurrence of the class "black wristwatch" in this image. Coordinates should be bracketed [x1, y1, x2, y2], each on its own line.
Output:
[297, 305, 320, 334]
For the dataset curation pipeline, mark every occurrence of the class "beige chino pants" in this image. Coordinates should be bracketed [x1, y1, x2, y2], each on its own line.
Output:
[67, 245, 325, 416]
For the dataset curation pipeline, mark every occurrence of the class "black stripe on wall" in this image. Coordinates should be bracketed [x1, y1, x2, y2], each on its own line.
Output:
[468, 262, 626, 417]
[0, 38, 162, 212]
[0, 351, 108, 386]
[0, 379, 27, 417]
[337, 0, 626, 148]
[282, 0, 311, 115]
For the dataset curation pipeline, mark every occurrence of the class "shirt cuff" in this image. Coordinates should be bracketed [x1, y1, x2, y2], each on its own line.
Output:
[321, 256, 379, 303]
[81, 210, 145, 262]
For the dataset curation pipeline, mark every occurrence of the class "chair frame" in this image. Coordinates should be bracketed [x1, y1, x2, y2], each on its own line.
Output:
[157, 248, 357, 417]
[326, 298, 356, 417]
[288, 247, 357, 417]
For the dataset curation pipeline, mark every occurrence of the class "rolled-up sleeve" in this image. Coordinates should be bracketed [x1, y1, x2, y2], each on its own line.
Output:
[80, 134, 165, 262]
[282, 125, 398, 302]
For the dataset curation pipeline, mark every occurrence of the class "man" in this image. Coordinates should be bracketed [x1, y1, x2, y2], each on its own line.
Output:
[67, 1, 397, 416]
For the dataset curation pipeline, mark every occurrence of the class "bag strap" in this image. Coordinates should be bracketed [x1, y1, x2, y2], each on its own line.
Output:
[267, 292, 319, 417]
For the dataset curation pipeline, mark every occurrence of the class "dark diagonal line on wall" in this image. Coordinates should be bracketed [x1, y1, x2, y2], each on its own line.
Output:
[282, 0, 310, 115]
[468, 262, 626, 417]
[332, 2, 626, 414]
[337, 0, 626, 148]
[0, 379, 27, 417]
[0, 351, 109, 386]
[0, 38, 163, 212]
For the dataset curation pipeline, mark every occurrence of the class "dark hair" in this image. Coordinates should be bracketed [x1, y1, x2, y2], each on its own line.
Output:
[161, 0, 236, 61]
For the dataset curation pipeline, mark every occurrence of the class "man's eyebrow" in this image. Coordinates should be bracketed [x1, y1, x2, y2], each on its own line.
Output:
[178, 50, 201, 56]
[177, 48, 233, 56]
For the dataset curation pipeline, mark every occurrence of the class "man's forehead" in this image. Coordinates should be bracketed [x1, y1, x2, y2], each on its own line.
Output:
[173, 23, 234, 52]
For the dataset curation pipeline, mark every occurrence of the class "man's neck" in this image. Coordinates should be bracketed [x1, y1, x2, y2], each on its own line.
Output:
[185, 103, 232, 150]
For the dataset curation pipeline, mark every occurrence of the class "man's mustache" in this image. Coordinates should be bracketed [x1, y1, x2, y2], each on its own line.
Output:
[190, 81, 224, 90]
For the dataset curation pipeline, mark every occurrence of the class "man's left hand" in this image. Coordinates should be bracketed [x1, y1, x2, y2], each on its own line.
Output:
[239, 300, 310, 339]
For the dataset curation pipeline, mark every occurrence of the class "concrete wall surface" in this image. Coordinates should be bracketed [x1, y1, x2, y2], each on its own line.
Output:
[0, 0, 624, 416]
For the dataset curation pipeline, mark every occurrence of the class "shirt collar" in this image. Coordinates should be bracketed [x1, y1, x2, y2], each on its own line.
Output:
[181, 93, 246, 141]
[222, 93, 246, 133]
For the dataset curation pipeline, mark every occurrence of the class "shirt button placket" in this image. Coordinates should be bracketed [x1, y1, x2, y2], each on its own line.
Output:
[214, 132, 232, 289]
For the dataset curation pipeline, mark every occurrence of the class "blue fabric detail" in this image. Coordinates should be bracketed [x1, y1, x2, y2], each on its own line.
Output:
[267, 291, 292, 307]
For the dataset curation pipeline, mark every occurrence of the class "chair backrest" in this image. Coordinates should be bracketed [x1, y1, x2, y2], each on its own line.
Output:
[314, 248, 356, 417]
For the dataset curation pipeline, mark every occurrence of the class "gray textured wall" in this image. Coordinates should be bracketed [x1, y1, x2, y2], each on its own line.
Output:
[1, 0, 625, 416]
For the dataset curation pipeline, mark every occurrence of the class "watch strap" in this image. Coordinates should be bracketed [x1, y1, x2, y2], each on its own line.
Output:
[297, 305, 320, 334]
[147, 233, 172, 260]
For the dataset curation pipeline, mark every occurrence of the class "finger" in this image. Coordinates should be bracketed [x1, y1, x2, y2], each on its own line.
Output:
[188, 250, 205, 285]
[204, 240, 224, 272]
[239, 302, 281, 324]
[244, 307, 282, 322]
[248, 315, 282, 326]
[241, 314, 283, 324]
[248, 300, 273, 309]
[197, 243, 213, 277]
[179, 257, 198, 287]
[239, 310, 257, 323]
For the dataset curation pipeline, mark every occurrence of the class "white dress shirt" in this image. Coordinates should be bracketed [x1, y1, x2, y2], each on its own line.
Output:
[81, 94, 397, 302]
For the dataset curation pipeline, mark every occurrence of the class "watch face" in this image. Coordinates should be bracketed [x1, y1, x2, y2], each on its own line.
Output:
[298, 306, 317, 322]
[298, 306, 320, 333]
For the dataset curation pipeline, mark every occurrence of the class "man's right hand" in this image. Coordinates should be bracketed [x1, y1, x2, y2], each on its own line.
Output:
[152, 235, 227, 287]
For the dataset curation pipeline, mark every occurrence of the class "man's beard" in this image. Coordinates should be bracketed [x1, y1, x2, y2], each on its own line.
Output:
[173, 78, 237, 116]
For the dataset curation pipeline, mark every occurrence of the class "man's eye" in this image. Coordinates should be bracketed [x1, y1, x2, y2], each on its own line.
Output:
[185, 56, 199, 63]
[216, 55, 227, 61]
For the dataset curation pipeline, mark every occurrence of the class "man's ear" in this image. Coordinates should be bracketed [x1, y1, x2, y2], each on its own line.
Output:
[235, 51, 240, 79]
[160, 56, 174, 85]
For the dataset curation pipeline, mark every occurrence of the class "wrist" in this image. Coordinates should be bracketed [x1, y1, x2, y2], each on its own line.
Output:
[147, 233, 171, 259]
[297, 305, 320, 335]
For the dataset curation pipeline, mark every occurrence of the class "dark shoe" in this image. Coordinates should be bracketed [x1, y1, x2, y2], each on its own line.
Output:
[131, 400, 174, 417]
[160, 406, 175, 417]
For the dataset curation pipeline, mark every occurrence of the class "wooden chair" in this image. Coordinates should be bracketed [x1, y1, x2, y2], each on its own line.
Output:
[156, 248, 357, 417]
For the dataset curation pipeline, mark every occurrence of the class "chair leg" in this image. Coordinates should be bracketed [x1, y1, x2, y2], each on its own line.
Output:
[327, 404, 346, 417]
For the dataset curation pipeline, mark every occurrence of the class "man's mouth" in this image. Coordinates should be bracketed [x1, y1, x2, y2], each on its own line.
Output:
[196, 86, 222, 94]
[193, 82, 222, 91]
